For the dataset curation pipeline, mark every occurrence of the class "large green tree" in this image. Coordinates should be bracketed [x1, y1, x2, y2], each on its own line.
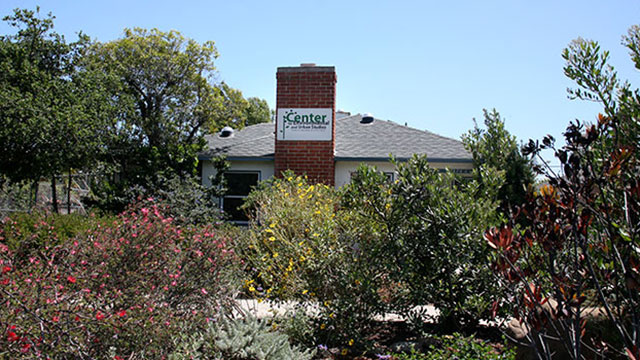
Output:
[84, 28, 270, 211]
[462, 109, 535, 212]
[0, 8, 105, 212]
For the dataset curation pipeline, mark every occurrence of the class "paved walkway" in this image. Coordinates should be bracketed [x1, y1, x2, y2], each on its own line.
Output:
[234, 299, 439, 322]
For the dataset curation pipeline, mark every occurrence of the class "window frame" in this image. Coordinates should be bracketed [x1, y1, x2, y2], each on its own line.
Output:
[221, 170, 261, 224]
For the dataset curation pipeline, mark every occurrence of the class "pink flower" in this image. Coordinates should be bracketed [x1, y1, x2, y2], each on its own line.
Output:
[201, 288, 208, 295]
[20, 343, 31, 353]
[67, 276, 76, 284]
[51, 316, 59, 323]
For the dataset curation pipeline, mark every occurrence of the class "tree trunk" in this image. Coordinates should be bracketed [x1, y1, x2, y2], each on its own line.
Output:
[30, 179, 39, 213]
[67, 169, 72, 214]
[51, 175, 58, 214]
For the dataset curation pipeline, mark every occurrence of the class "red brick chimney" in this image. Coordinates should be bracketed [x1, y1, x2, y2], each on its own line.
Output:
[275, 64, 337, 186]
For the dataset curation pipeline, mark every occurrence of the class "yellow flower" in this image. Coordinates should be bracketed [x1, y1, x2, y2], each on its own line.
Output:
[299, 255, 306, 262]
[341, 349, 348, 355]
[355, 279, 361, 285]
[320, 323, 326, 330]
[329, 312, 335, 318]
[287, 176, 293, 181]
[385, 203, 391, 210]
[302, 289, 308, 295]
[273, 252, 279, 258]
[268, 236, 276, 242]
[249, 286, 256, 292]
[264, 228, 273, 233]
[269, 223, 276, 229]
[348, 339, 354, 346]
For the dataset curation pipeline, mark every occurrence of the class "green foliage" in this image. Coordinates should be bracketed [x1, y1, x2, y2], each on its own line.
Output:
[81, 27, 218, 211]
[344, 156, 505, 329]
[0, 8, 108, 212]
[0, 179, 34, 215]
[169, 316, 315, 360]
[239, 171, 388, 346]
[148, 174, 224, 226]
[462, 109, 535, 211]
[208, 84, 272, 133]
[391, 333, 516, 360]
[0, 211, 113, 259]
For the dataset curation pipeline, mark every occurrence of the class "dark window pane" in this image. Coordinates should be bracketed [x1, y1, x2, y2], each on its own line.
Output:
[224, 172, 259, 196]
[223, 197, 248, 222]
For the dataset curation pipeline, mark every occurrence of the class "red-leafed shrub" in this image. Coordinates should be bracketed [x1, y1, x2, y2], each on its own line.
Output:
[0, 201, 239, 358]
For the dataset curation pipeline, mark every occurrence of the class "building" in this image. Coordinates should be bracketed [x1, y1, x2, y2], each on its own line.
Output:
[199, 64, 473, 221]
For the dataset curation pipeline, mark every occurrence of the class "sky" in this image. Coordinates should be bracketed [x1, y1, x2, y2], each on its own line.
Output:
[1, 1, 639, 166]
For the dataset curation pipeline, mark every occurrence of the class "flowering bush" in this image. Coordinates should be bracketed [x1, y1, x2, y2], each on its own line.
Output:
[239, 171, 389, 348]
[0, 201, 239, 358]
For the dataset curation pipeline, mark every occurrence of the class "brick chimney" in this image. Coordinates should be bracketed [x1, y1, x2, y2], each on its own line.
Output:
[275, 64, 337, 186]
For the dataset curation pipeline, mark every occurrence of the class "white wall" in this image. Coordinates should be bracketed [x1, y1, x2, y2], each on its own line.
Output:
[334, 160, 474, 187]
[201, 160, 275, 187]
[202, 158, 473, 188]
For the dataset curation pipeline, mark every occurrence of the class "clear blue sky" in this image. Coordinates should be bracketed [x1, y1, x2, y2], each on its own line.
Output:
[2, 1, 639, 165]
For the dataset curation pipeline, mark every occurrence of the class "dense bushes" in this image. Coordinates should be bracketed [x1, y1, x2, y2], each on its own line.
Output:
[344, 157, 505, 329]
[238, 159, 506, 353]
[0, 201, 239, 358]
[240, 171, 389, 349]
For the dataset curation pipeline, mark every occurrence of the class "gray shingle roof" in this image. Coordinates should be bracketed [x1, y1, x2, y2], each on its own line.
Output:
[335, 114, 470, 161]
[199, 114, 470, 162]
[200, 122, 275, 160]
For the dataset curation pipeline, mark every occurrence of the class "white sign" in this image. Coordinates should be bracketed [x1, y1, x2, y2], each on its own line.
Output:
[276, 108, 333, 141]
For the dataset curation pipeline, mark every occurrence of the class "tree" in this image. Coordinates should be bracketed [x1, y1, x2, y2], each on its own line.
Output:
[83, 28, 270, 211]
[487, 26, 640, 360]
[0, 8, 105, 212]
[462, 109, 535, 212]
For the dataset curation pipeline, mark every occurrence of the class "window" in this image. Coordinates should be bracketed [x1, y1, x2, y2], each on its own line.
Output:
[222, 171, 260, 222]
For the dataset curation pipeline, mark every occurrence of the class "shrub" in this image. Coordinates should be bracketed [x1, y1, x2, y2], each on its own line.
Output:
[487, 26, 640, 360]
[169, 315, 316, 360]
[0, 201, 239, 358]
[344, 157, 505, 329]
[239, 171, 389, 348]
[0, 211, 113, 260]
[390, 333, 516, 360]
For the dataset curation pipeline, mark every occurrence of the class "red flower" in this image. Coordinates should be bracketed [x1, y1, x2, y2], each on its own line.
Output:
[7, 331, 19, 342]
[96, 311, 105, 321]
[20, 343, 31, 353]
[67, 275, 76, 284]
[117, 310, 126, 317]
[1, 265, 10, 274]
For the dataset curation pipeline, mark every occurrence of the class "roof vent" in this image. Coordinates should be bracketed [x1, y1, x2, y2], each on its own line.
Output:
[360, 113, 374, 124]
[300, 63, 316, 67]
[219, 126, 234, 138]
